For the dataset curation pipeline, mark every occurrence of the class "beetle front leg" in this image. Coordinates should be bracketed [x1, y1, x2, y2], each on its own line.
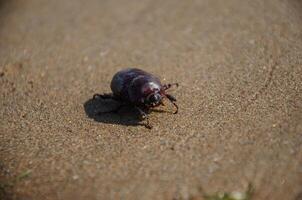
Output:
[135, 106, 152, 129]
[165, 94, 178, 114]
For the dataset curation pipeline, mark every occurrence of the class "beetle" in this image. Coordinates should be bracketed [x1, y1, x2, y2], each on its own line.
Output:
[93, 68, 179, 129]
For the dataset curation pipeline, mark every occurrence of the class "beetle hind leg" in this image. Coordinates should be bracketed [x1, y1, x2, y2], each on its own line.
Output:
[93, 93, 113, 99]
[93, 93, 120, 101]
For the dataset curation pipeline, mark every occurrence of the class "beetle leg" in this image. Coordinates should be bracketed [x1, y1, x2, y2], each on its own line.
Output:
[93, 93, 121, 101]
[163, 83, 179, 90]
[165, 94, 178, 114]
[135, 106, 152, 129]
[93, 93, 113, 99]
[165, 94, 176, 102]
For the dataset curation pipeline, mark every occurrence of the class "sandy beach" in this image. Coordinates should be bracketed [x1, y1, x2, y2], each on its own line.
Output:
[1, 0, 302, 199]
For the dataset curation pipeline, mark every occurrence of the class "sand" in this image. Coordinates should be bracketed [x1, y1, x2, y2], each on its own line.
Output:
[0, 0, 302, 199]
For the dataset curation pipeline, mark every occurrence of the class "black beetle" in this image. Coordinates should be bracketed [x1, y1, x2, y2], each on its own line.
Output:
[93, 68, 178, 129]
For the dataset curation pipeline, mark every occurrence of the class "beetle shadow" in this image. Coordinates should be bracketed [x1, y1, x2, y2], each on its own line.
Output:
[83, 97, 145, 127]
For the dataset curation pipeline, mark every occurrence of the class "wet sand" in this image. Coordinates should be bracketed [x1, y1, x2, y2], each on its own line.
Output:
[1, 0, 302, 199]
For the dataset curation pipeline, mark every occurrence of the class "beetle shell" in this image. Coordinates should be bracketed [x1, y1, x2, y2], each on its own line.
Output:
[110, 68, 162, 104]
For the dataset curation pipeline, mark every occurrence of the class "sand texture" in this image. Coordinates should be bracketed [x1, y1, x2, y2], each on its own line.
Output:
[1, 0, 302, 199]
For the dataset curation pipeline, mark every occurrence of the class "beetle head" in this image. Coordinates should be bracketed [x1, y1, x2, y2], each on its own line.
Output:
[145, 92, 162, 107]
